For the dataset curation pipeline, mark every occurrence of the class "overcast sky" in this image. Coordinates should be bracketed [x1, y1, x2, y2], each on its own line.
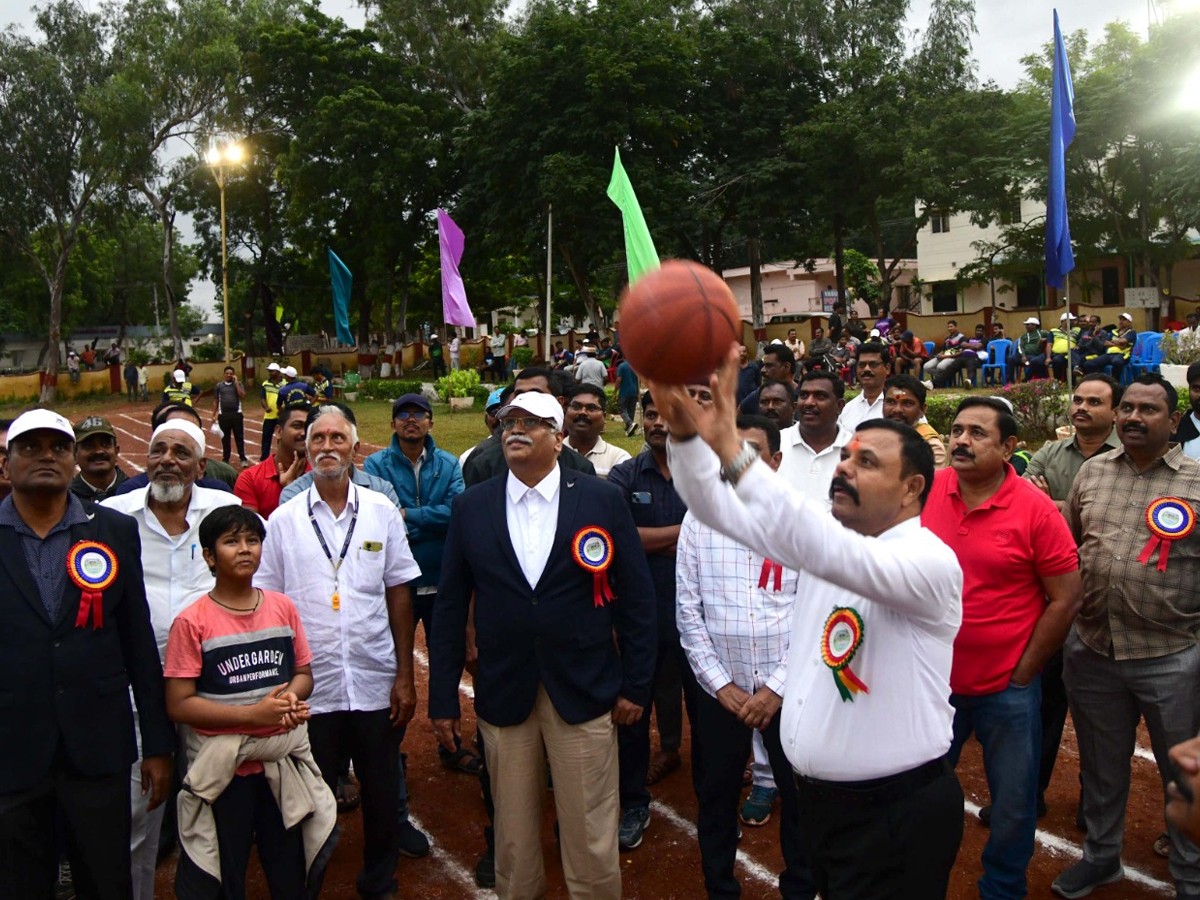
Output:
[1, 0, 1157, 321]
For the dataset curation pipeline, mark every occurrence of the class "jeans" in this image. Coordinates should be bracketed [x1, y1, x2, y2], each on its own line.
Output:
[949, 677, 1041, 900]
[618, 395, 638, 431]
[1023, 353, 1049, 380]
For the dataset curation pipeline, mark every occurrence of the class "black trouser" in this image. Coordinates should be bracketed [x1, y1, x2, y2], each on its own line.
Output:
[0, 764, 131, 900]
[794, 758, 964, 899]
[175, 772, 307, 900]
[693, 688, 815, 899]
[618, 640, 698, 811]
[431, 357, 446, 379]
[309, 709, 401, 897]
[1038, 647, 1069, 801]
[653, 640, 685, 754]
[260, 417, 278, 461]
[218, 412, 247, 463]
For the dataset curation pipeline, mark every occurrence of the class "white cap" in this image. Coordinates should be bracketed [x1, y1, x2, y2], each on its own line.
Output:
[267, 362, 281, 372]
[1120, 312, 1133, 321]
[1060, 312, 1077, 321]
[7, 409, 76, 444]
[173, 369, 186, 383]
[1023, 317, 1041, 325]
[284, 366, 298, 378]
[869, 328, 881, 338]
[496, 392, 564, 431]
[150, 420, 206, 455]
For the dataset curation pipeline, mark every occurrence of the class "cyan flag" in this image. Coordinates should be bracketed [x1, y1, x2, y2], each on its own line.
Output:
[328, 249, 354, 346]
[1046, 9, 1076, 290]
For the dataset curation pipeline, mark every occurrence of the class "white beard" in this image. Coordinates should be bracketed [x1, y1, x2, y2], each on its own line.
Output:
[148, 480, 187, 504]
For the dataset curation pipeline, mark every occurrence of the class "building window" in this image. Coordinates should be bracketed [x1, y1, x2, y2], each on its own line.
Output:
[999, 195, 1023, 226]
[931, 281, 957, 313]
[930, 210, 950, 234]
[1101, 266, 1119, 305]
[1016, 275, 1042, 308]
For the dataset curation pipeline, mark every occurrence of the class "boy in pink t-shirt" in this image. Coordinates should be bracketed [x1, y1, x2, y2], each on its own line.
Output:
[165, 505, 316, 899]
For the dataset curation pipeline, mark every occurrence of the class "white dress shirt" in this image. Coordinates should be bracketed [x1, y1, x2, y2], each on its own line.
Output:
[563, 436, 632, 479]
[255, 482, 421, 715]
[837, 390, 885, 432]
[777, 424, 852, 510]
[505, 467, 561, 587]
[1185, 413, 1200, 460]
[102, 485, 243, 661]
[669, 437, 962, 781]
[676, 511, 796, 698]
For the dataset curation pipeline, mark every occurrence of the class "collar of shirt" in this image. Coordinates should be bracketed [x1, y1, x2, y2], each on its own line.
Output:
[1075, 430, 1122, 455]
[506, 464, 561, 506]
[789, 424, 852, 456]
[628, 447, 671, 483]
[0, 491, 89, 536]
[308, 479, 359, 520]
[118, 485, 216, 543]
[565, 435, 606, 458]
[1109, 443, 1188, 473]
[944, 463, 1018, 511]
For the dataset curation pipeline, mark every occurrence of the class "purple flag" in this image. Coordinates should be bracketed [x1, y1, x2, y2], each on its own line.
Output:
[438, 209, 475, 328]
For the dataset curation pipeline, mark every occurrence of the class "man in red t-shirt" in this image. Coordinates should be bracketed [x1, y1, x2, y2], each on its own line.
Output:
[922, 396, 1082, 900]
[233, 402, 310, 518]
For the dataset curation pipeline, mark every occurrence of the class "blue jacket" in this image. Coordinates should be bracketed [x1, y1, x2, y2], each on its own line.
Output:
[364, 434, 464, 589]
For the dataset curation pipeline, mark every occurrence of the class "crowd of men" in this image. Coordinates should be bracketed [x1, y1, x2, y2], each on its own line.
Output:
[4, 330, 1200, 900]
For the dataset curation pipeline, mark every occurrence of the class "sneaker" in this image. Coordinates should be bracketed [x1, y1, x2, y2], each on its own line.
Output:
[1153, 832, 1171, 858]
[474, 847, 495, 888]
[618, 806, 650, 851]
[739, 785, 777, 826]
[625, 422, 638, 437]
[240, 458, 250, 468]
[397, 820, 430, 859]
[1051, 858, 1124, 898]
[54, 861, 75, 900]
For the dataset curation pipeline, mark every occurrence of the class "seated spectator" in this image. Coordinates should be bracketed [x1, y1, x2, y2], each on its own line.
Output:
[894, 331, 929, 376]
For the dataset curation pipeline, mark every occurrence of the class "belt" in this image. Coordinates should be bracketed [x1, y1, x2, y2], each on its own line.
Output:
[794, 755, 951, 806]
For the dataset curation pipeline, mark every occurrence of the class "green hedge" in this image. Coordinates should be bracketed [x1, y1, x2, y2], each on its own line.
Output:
[358, 378, 424, 400]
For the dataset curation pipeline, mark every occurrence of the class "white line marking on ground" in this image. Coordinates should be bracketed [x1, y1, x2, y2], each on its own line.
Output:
[962, 799, 1172, 895]
[406, 813, 494, 899]
[1136, 745, 1157, 763]
[649, 800, 779, 889]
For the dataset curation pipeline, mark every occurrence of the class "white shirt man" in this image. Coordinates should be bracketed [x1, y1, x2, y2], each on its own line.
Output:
[101, 420, 242, 900]
[574, 352, 609, 388]
[777, 424, 853, 509]
[837, 391, 885, 432]
[449, 334, 462, 370]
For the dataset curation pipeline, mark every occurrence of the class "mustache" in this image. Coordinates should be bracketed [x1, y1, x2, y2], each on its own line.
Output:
[951, 448, 974, 460]
[829, 475, 860, 505]
[505, 435, 534, 448]
[315, 451, 343, 464]
[1122, 422, 1147, 432]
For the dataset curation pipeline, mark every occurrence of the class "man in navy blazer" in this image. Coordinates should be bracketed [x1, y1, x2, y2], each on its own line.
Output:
[430, 391, 656, 900]
[0, 409, 174, 900]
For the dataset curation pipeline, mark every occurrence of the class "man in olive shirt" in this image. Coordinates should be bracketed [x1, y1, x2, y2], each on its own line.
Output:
[1018, 317, 1052, 380]
[1054, 374, 1200, 899]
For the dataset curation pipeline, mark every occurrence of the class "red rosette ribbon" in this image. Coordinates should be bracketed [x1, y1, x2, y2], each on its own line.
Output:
[66, 540, 118, 630]
[1138, 498, 1196, 573]
[572, 526, 615, 608]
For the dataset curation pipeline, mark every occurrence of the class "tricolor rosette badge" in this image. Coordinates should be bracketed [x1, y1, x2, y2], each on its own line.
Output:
[67, 540, 118, 629]
[572, 526, 615, 608]
[820, 606, 870, 702]
[1138, 497, 1196, 573]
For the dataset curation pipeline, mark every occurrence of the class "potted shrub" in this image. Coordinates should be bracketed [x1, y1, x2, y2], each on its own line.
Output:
[1159, 332, 1200, 389]
[436, 368, 481, 410]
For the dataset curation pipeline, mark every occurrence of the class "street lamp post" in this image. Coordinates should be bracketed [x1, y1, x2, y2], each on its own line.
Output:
[205, 138, 244, 365]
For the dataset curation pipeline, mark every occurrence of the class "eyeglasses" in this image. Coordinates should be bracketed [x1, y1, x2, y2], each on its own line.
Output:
[500, 417, 553, 431]
[567, 402, 603, 414]
[395, 410, 429, 421]
[857, 360, 885, 369]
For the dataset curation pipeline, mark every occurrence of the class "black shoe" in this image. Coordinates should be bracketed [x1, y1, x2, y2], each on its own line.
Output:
[474, 848, 495, 888]
[397, 820, 430, 859]
[1052, 858, 1123, 898]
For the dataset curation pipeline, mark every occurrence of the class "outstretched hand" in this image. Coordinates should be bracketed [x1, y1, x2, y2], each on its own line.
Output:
[644, 342, 744, 465]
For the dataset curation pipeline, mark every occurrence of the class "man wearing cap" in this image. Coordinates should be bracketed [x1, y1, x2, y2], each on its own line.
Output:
[112, 404, 236, 496]
[461, 387, 508, 468]
[1050, 313, 1080, 381]
[1018, 318, 1052, 380]
[259, 363, 285, 460]
[573, 346, 608, 389]
[0, 409, 173, 900]
[278, 365, 316, 407]
[101, 417, 243, 900]
[67, 351, 81, 384]
[69, 416, 128, 502]
[162, 369, 197, 407]
[430, 390, 656, 899]
[211, 365, 250, 468]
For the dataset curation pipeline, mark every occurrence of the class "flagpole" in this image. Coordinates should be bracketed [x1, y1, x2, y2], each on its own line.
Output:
[1065, 279, 1074, 404]
[545, 203, 553, 360]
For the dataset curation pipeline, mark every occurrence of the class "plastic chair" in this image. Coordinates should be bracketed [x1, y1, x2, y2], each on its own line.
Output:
[980, 339, 1013, 386]
[1129, 333, 1164, 379]
[924, 341, 935, 357]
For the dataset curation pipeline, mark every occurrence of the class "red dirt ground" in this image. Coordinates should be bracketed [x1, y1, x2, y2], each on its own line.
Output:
[96, 402, 1173, 900]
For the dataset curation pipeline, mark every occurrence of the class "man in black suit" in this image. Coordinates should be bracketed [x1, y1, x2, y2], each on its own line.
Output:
[0, 409, 173, 900]
[430, 391, 656, 899]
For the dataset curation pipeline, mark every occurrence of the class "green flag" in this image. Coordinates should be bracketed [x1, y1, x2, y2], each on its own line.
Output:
[606, 147, 659, 282]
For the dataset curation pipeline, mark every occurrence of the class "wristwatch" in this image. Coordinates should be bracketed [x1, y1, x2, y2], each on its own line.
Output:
[720, 441, 758, 486]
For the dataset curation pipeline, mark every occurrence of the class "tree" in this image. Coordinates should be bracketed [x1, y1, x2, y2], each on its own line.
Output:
[0, 1, 122, 401]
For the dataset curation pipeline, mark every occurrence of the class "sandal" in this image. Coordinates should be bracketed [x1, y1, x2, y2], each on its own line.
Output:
[335, 775, 361, 814]
[441, 747, 483, 775]
[646, 750, 681, 786]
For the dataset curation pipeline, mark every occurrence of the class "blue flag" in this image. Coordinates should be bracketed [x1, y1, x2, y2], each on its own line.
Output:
[1046, 9, 1075, 290]
[328, 249, 354, 346]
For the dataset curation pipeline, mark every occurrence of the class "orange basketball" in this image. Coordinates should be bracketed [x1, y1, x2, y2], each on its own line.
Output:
[617, 260, 742, 385]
